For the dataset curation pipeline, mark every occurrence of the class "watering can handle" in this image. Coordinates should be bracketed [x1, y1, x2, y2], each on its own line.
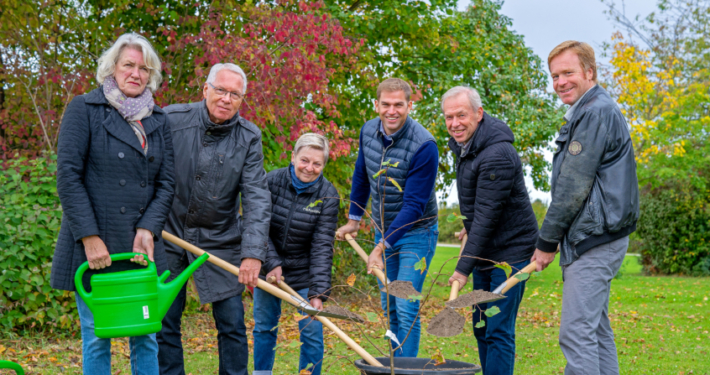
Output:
[74, 252, 155, 308]
[0, 360, 24, 374]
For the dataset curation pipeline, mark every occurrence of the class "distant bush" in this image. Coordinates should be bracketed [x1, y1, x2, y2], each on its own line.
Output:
[636, 184, 710, 276]
[0, 154, 78, 334]
[531, 199, 547, 229]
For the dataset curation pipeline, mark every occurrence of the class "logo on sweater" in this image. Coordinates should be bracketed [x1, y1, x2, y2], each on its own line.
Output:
[568, 141, 583, 155]
[304, 200, 322, 214]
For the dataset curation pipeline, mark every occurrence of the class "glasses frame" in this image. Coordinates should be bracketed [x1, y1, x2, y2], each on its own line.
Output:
[208, 82, 244, 101]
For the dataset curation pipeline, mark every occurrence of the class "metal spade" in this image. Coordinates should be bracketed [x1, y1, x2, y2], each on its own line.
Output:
[427, 235, 469, 337]
[343, 233, 420, 300]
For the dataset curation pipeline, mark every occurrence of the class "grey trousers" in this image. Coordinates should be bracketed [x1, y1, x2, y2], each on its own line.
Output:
[559, 236, 628, 375]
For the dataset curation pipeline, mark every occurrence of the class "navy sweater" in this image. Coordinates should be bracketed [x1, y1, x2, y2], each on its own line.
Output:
[349, 128, 438, 247]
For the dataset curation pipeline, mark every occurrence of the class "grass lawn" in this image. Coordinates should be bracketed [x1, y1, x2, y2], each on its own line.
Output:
[1, 245, 709, 374]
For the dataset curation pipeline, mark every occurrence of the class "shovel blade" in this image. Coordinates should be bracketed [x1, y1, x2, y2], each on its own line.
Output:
[427, 307, 465, 337]
[446, 289, 506, 308]
[291, 296, 364, 323]
[379, 280, 421, 300]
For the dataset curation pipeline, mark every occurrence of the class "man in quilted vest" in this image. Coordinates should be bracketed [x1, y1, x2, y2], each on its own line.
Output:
[336, 78, 439, 357]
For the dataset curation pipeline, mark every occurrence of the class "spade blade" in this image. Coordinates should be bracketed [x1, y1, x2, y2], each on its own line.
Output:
[427, 307, 465, 337]
[379, 280, 421, 300]
[446, 290, 506, 308]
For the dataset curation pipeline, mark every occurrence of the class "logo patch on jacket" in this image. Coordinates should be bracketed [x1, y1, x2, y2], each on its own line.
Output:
[303, 200, 322, 214]
[568, 141, 583, 155]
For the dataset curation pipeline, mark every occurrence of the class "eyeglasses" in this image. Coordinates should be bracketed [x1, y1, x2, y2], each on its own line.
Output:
[208, 82, 244, 101]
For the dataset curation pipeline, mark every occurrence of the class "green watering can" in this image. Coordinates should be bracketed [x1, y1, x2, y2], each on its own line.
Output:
[0, 361, 23, 374]
[75, 252, 209, 339]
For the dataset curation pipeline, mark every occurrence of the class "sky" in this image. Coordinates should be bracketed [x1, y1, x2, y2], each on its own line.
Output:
[440, 0, 658, 206]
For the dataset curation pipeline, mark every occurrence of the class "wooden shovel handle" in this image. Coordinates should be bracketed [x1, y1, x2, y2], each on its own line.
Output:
[344, 233, 388, 286]
[446, 233, 468, 300]
[499, 261, 538, 294]
[163, 231, 383, 368]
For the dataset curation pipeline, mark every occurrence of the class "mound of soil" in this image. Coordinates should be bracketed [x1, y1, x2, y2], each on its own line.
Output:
[380, 280, 420, 299]
[426, 307, 465, 337]
[321, 305, 365, 323]
[446, 290, 505, 308]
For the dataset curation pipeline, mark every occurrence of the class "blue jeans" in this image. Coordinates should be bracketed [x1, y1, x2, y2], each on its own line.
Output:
[157, 284, 248, 375]
[471, 259, 529, 375]
[252, 287, 324, 375]
[75, 293, 159, 375]
[376, 224, 438, 358]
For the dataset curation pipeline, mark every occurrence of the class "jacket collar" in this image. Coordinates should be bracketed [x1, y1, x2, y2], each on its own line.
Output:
[375, 116, 413, 143]
[286, 167, 324, 195]
[565, 85, 601, 123]
[448, 112, 514, 159]
[86, 86, 164, 134]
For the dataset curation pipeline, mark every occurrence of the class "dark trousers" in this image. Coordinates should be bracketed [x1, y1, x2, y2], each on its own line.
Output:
[472, 259, 529, 375]
[157, 284, 248, 375]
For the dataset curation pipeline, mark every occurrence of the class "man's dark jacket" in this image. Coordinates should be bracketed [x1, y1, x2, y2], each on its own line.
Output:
[451, 112, 539, 275]
[261, 167, 339, 301]
[52, 87, 175, 291]
[163, 101, 271, 304]
[536, 85, 639, 266]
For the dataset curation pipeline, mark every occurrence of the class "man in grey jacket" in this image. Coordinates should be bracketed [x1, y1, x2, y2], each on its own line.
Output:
[531, 41, 639, 375]
[157, 63, 271, 375]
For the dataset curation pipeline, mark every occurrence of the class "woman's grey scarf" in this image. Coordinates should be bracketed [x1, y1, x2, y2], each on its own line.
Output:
[103, 75, 154, 154]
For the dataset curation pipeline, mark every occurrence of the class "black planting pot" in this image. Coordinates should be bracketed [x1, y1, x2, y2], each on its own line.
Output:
[354, 357, 481, 375]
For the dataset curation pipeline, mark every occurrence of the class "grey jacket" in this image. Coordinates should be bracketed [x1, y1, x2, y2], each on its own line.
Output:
[163, 101, 271, 303]
[537, 85, 639, 266]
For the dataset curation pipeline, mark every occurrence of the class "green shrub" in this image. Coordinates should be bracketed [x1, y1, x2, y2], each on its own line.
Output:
[0, 154, 78, 334]
[636, 184, 710, 276]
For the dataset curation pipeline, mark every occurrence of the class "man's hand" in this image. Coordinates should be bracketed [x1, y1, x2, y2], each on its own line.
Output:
[266, 266, 283, 284]
[82, 235, 112, 270]
[448, 271, 468, 291]
[458, 227, 467, 241]
[367, 243, 385, 274]
[531, 249, 556, 272]
[310, 298, 323, 311]
[335, 219, 360, 241]
[132, 228, 154, 266]
[239, 258, 262, 287]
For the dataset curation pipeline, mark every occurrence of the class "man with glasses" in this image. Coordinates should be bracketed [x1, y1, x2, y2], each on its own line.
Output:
[157, 63, 271, 375]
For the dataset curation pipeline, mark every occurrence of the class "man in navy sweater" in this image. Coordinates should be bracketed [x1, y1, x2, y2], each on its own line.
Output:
[336, 78, 439, 357]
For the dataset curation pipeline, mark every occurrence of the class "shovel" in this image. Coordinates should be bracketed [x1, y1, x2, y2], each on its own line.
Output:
[162, 231, 385, 368]
[426, 234, 469, 337]
[343, 233, 420, 300]
[446, 261, 537, 308]
[266, 276, 364, 323]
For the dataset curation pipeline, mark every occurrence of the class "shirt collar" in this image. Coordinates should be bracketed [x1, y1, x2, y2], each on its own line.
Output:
[564, 84, 597, 121]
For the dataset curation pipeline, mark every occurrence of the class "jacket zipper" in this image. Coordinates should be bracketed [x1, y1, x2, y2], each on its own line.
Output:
[281, 189, 299, 251]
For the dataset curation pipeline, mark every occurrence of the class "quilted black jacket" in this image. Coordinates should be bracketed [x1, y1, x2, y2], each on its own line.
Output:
[451, 112, 539, 275]
[51, 87, 175, 291]
[262, 167, 339, 301]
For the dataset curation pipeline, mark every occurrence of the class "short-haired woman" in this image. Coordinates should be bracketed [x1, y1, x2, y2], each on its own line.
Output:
[51, 32, 174, 374]
[252, 133, 339, 375]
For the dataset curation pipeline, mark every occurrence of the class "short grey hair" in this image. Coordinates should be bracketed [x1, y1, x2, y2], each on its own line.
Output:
[294, 133, 330, 164]
[96, 33, 163, 92]
[206, 63, 248, 94]
[440, 86, 482, 113]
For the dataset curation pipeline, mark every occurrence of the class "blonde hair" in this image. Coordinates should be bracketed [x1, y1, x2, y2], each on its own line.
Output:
[376, 78, 412, 101]
[294, 133, 330, 164]
[96, 33, 163, 92]
[548, 40, 598, 83]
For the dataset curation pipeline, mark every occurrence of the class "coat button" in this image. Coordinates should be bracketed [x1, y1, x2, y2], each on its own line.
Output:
[120, 207, 126, 214]
[141, 181, 146, 187]
[139, 207, 145, 214]
[203, 142, 208, 147]
[118, 152, 124, 159]
[195, 175, 201, 181]
[189, 209, 195, 214]
[106, 108, 110, 112]
[149, 156, 155, 162]
[119, 179, 126, 186]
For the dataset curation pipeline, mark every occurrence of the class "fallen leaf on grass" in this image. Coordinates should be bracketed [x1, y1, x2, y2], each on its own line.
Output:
[347, 273, 356, 287]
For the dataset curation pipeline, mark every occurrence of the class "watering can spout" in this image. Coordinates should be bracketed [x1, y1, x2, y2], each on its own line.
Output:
[157, 253, 210, 319]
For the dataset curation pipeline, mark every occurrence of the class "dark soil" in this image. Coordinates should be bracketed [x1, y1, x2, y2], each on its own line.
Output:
[426, 307, 465, 337]
[380, 280, 420, 299]
[446, 289, 505, 308]
[321, 305, 365, 323]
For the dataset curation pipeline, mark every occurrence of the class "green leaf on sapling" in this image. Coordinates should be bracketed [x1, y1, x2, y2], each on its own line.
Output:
[484, 306, 501, 317]
[494, 262, 512, 279]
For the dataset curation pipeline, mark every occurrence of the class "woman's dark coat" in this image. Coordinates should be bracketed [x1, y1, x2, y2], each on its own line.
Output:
[51, 87, 175, 291]
[262, 167, 339, 301]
